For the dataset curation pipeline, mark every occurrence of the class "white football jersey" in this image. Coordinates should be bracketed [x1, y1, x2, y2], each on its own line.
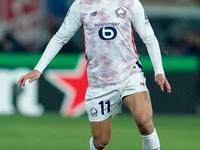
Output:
[35, 0, 164, 88]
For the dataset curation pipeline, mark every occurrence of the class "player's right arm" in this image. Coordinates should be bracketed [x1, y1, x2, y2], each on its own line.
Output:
[17, 70, 41, 87]
[17, 0, 82, 87]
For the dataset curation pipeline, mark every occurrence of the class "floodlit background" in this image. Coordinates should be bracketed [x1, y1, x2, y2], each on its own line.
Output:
[0, 0, 200, 149]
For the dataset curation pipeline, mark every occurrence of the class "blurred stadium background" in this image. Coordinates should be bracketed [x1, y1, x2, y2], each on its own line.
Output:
[0, 0, 200, 149]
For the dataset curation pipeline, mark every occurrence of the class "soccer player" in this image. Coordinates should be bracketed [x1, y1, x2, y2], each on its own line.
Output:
[17, 0, 171, 149]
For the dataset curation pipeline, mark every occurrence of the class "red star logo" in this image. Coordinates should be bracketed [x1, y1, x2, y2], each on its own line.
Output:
[44, 54, 88, 117]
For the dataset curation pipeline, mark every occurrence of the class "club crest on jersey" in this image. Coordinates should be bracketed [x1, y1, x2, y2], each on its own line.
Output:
[115, 7, 127, 18]
[90, 107, 98, 117]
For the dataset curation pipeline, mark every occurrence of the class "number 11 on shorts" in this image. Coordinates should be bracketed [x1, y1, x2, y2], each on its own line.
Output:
[99, 100, 110, 115]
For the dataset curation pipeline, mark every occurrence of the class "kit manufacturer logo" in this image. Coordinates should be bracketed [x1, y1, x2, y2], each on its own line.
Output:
[90, 11, 97, 17]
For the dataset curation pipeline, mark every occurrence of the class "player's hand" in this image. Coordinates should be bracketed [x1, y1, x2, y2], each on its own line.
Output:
[17, 70, 41, 87]
[155, 74, 171, 93]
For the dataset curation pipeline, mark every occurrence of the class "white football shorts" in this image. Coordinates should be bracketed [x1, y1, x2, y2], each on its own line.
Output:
[85, 72, 149, 122]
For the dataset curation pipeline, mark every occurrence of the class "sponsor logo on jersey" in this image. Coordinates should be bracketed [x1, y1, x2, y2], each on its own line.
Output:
[115, 7, 127, 18]
[94, 22, 119, 40]
[99, 27, 117, 40]
[94, 22, 120, 27]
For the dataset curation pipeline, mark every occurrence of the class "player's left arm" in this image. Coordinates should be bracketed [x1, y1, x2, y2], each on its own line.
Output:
[132, 0, 171, 93]
[155, 74, 171, 93]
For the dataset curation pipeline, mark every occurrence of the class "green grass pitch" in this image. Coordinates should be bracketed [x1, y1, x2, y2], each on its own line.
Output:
[0, 113, 199, 150]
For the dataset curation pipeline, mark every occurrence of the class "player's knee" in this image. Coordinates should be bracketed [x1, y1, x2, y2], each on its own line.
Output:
[93, 136, 110, 149]
[135, 116, 154, 135]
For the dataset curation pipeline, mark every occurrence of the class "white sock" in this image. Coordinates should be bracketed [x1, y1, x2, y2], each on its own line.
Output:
[90, 137, 98, 150]
[141, 128, 160, 150]
[89, 137, 106, 150]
